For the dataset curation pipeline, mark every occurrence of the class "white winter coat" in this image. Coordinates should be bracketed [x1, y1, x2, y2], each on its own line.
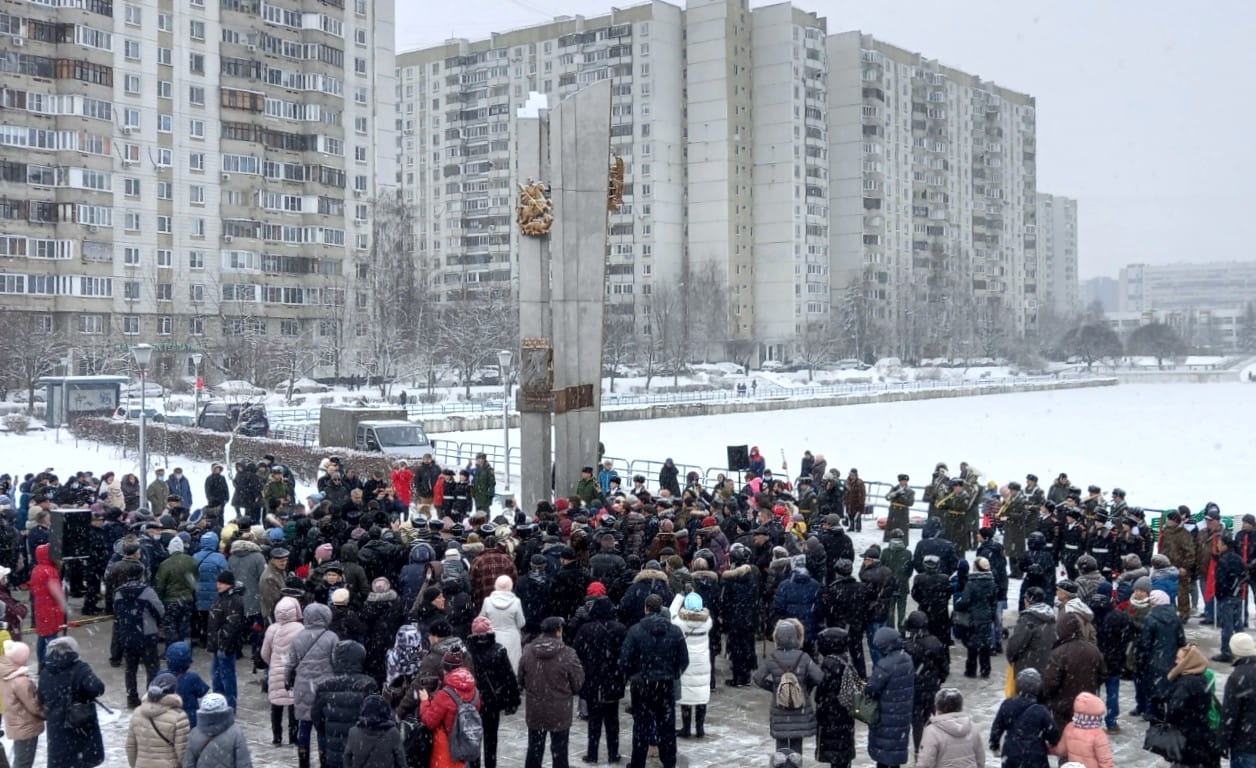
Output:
[480, 590, 525, 672]
[669, 593, 713, 705]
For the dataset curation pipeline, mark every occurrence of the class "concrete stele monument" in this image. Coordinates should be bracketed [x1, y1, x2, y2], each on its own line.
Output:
[515, 82, 611, 508]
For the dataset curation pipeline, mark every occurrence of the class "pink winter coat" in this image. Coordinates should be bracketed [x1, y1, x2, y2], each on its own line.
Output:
[0, 642, 44, 740]
[260, 596, 304, 706]
[1056, 692, 1115, 768]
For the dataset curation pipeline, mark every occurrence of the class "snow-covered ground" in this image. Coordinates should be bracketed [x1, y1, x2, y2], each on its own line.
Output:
[446, 382, 1255, 514]
[6, 382, 1252, 767]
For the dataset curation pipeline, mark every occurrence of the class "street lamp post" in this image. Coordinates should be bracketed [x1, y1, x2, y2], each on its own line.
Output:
[131, 343, 153, 504]
[191, 352, 203, 425]
[497, 349, 512, 491]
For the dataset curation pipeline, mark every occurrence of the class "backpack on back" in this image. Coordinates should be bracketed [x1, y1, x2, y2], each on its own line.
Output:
[774, 655, 806, 711]
[442, 686, 483, 762]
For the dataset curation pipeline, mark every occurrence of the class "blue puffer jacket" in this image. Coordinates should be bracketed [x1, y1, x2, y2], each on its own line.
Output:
[773, 569, 823, 638]
[162, 641, 209, 726]
[193, 532, 227, 611]
[398, 541, 435, 613]
[865, 627, 914, 766]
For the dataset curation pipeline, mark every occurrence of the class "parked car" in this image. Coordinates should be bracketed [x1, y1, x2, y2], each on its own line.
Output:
[197, 401, 269, 437]
[835, 359, 872, 371]
[213, 380, 267, 397]
[113, 405, 165, 423]
[120, 381, 166, 399]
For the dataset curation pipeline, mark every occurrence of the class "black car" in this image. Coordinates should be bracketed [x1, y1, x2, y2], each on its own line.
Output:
[196, 401, 269, 437]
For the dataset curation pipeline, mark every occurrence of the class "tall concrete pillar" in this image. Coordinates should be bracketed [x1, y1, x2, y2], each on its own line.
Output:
[548, 81, 610, 501]
[515, 98, 553, 512]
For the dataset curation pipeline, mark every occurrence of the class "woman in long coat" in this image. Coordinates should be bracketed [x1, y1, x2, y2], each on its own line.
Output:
[261, 596, 304, 745]
[478, 575, 525, 672]
[753, 619, 824, 755]
[37, 636, 106, 768]
[814, 627, 857, 768]
[866, 626, 914, 768]
[670, 591, 713, 738]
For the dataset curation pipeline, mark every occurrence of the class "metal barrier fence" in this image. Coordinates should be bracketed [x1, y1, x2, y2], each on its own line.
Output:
[266, 373, 1096, 426]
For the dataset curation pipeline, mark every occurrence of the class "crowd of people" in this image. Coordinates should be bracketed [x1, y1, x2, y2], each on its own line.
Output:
[0, 447, 1253, 768]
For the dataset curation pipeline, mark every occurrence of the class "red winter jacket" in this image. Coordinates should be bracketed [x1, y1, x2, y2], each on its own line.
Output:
[392, 469, 414, 507]
[30, 544, 64, 637]
[420, 667, 480, 768]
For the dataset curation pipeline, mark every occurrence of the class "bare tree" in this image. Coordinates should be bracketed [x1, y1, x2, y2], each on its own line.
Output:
[0, 312, 68, 412]
[433, 289, 518, 398]
[648, 284, 686, 387]
[356, 190, 423, 399]
[683, 262, 728, 363]
[794, 319, 839, 382]
[602, 311, 637, 394]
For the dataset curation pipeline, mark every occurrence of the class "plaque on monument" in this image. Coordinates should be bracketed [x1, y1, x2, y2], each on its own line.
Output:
[519, 338, 554, 413]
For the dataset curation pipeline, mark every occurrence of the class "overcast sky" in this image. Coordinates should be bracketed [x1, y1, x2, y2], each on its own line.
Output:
[396, 0, 1256, 280]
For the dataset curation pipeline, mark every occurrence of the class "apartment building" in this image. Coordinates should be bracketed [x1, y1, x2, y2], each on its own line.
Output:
[1118, 261, 1256, 313]
[0, 0, 396, 380]
[828, 32, 1039, 359]
[1037, 192, 1078, 316]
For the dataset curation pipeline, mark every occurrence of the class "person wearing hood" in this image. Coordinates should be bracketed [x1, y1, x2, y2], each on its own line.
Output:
[398, 540, 437, 614]
[384, 623, 425, 703]
[1221, 632, 1256, 767]
[125, 672, 189, 768]
[1163, 644, 1222, 768]
[467, 617, 521, 768]
[1007, 587, 1058, 679]
[814, 627, 857, 768]
[520, 615, 585, 768]
[913, 518, 958, 577]
[155, 535, 197, 648]
[344, 694, 407, 768]
[1088, 583, 1130, 733]
[313, 640, 379, 768]
[865, 626, 914, 768]
[775, 559, 823, 650]
[618, 560, 674, 628]
[0, 640, 44, 768]
[418, 651, 481, 768]
[479, 574, 525, 672]
[1135, 589, 1184, 720]
[572, 597, 626, 764]
[227, 533, 267, 669]
[670, 591, 713, 739]
[184, 693, 251, 768]
[338, 540, 373, 603]
[288, 602, 341, 768]
[29, 543, 62, 669]
[361, 577, 404, 684]
[1041, 613, 1106, 731]
[880, 530, 914, 630]
[754, 618, 823, 754]
[193, 531, 228, 647]
[620, 594, 687, 768]
[38, 636, 106, 768]
[1148, 553, 1180, 604]
[1055, 692, 1114, 768]
[989, 668, 1059, 768]
[1114, 553, 1149, 605]
[262, 596, 305, 745]
[903, 611, 950, 757]
[114, 559, 165, 707]
[161, 641, 209, 726]
[916, 689, 984, 768]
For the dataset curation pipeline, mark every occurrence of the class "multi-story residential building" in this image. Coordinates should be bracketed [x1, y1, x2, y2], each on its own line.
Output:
[1082, 275, 1118, 313]
[828, 32, 1039, 360]
[1118, 261, 1256, 313]
[1037, 192, 1078, 317]
[0, 0, 396, 381]
[1105, 307, 1245, 352]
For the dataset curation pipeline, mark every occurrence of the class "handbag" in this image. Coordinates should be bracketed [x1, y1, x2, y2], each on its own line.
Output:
[285, 628, 328, 689]
[1143, 721, 1187, 763]
[66, 699, 99, 730]
[851, 686, 880, 727]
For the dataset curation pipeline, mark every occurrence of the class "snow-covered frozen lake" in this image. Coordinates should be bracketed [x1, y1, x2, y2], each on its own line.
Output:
[447, 382, 1255, 514]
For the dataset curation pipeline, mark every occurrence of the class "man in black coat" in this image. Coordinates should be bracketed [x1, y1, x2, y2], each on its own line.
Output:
[902, 611, 949, 758]
[516, 554, 554, 640]
[312, 640, 379, 768]
[618, 562, 673, 628]
[619, 594, 688, 768]
[816, 514, 854, 569]
[573, 596, 628, 763]
[549, 547, 591, 622]
[205, 570, 246, 710]
[910, 555, 954, 648]
[823, 558, 871, 678]
[204, 463, 230, 511]
[912, 517, 959, 576]
[1214, 534, 1247, 663]
[718, 545, 759, 686]
[976, 526, 1009, 652]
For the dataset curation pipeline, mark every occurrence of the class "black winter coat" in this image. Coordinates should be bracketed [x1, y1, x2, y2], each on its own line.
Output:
[814, 653, 856, 765]
[955, 570, 998, 649]
[817, 528, 854, 570]
[205, 473, 230, 509]
[572, 597, 628, 702]
[618, 571, 673, 627]
[989, 696, 1059, 768]
[343, 723, 406, 768]
[903, 630, 949, 702]
[912, 524, 959, 575]
[466, 632, 521, 715]
[1222, 656, 1256, 756]
[911, 572, 952, 623]
[865, 628, 914, 766]
[40, 643, 107, 768]
[206, 585, 246, 656]
[516, 569, 553, 634]
[1135, 604, 1184, 706]
[976, 539, 1009, 600]
[1166, 672, 1221, 767]
[312, 641, 380, 768]
[1006, 603, 1057, 677]
[1092, 604, 1131, 676]
[360, 592, 403, 683]
[718, 564, 759, 633]
[824, 577, 870, 634]
[549, 561, 591, 622]
[620, 612, 688, 684]
[859, 562, 896, 624]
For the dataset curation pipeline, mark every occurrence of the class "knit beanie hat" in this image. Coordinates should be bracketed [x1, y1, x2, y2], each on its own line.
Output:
[372, 577, 391, 594]
[199, 693, 229, 714]
[315, 543, 334, 562]
[586, 581, 607, 597]
[332, 588, 350, 606]
[148, 672, 178, 702]
[472, 616, 493, 635]
[683, 592, 704, 612]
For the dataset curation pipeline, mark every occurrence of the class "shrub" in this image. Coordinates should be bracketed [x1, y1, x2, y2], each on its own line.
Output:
[2, 413, 31, 434]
